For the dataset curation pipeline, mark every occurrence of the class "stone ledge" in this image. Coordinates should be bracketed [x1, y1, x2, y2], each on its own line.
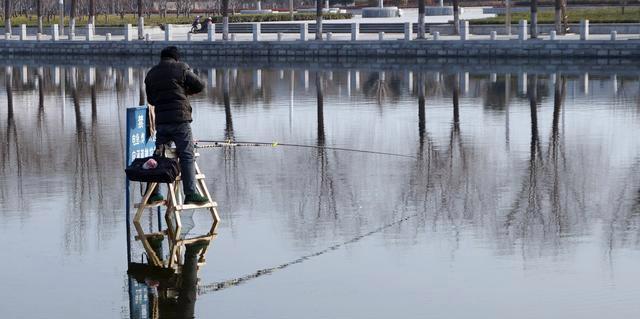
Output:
[0, 40, 638, 58]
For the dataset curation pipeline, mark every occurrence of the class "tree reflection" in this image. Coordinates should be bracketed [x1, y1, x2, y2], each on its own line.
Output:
[504, 75, 544, 239]
[2, 64, 640, 261]
[223, 69, 234, 141]
[315, 71, 337, 220]
[362, 71, 403, 108]
[1, 66, 24, 207]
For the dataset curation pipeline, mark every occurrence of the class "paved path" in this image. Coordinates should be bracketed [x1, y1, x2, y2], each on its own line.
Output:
[12, 32, 638, 42]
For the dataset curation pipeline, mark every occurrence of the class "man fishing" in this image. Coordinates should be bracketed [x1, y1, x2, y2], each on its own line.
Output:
[145, 46, 208, 205]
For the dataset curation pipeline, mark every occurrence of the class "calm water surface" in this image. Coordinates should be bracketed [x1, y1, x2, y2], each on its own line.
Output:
[1, 57, 640, 318]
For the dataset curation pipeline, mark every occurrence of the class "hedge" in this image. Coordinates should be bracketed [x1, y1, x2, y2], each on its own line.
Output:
[0, 13, 353, 27]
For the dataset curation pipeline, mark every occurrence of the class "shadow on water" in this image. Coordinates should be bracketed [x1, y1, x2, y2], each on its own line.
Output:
[128, 241, 210, 319]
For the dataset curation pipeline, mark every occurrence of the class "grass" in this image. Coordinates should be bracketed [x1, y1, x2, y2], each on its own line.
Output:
[471, 7, 640, 24]
[0, 12, 353, 27]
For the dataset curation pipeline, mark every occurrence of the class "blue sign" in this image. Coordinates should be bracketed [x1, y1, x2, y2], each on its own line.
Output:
[126, 106, 157, 165]
[125, 105, 155, 319]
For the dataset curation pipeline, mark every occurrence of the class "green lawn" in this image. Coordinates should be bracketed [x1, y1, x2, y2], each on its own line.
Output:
[471, 7, 640, 24]
[0, 13, 352, 27]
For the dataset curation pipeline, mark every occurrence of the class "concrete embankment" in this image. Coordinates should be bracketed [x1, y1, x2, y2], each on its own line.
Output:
[1, 39, 640, 58]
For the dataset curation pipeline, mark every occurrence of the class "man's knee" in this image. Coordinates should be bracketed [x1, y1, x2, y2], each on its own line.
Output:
[177, 142, 195, 162]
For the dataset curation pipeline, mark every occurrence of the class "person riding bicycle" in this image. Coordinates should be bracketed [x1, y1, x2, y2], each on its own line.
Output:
[191, 16, 201, 33]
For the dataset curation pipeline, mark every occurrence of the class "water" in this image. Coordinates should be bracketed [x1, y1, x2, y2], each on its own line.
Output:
[1, 56, 640, 318]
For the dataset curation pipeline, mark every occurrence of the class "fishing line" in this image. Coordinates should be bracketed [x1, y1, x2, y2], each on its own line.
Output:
[195, 140, 417, 159]
[197, 212, 418, 295]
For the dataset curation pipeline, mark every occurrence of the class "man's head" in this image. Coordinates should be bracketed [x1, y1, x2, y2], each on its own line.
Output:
[161, 46, 180, 61]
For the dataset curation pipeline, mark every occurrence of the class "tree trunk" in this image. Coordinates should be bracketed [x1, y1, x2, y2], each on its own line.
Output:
[315, 0, 323, 40]
[289, 0, 294, 21]
[222, 0, 229, 40]
[452, 0, 459, 35]
[89, 0, 95, 25]
[505, 0, 511, 35]
[37, 0, 43, 33]
[554, 0, 561, 33]
[417, 0, 425, 39]
[4, 0, 11, 34]
[530, 0, 538, 38]
[70, 0, 77, 35]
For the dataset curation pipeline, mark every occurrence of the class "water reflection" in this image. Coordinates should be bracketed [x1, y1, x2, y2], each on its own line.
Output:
[129, 241, 207, 319]
[2, 60, 640, 318]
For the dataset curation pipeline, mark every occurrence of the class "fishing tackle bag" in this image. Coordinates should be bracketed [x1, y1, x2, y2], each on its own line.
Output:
[125, 155, 180, 183]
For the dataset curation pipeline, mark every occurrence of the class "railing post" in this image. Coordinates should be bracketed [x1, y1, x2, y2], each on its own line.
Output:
[404, 22, 412, 41]
[580, 19, 589, 40]
[207, 22, 215, 42]
[51, 24, 59, 41]
[124, 24, 132, 41]
[19, 24, 26, 41]
[460, 20, 469, 40]
[138, 16, 145, 40]
[252, 23, 261, 41]
[300, 23, 308, 41]
[165, 24, 173, 41]
[518, 20, 528, 41]
[351, 23, 359, 41]
[86, 24, 94, 41]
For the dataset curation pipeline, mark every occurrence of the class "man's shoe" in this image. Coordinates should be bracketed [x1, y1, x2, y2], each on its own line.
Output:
[185, 239, 210, 256]
[148, 193, 164, 203]
[184, 193, 209, 205]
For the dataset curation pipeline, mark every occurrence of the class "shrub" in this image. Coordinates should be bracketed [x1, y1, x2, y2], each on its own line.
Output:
[0, 12, 353, 27]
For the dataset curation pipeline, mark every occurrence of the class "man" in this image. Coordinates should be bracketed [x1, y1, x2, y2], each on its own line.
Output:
[145, 46, 208, 205]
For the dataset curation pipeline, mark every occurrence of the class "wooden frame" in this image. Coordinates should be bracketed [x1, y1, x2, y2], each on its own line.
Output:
[131, 148, 221, 272]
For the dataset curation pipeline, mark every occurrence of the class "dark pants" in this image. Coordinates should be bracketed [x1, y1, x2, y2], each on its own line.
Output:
[152, 122, 197, 196]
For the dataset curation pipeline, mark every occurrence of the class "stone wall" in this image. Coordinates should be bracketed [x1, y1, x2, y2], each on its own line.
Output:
[1, 40, 639, 58]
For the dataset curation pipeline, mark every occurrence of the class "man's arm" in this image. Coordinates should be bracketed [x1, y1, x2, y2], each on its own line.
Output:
[184, 68, 205, 95]
[144, 76, 157, 106]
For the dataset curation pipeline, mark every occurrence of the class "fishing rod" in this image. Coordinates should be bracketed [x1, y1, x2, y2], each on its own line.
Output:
[197, 212, 418, 295]
[195, 140, 417, 159]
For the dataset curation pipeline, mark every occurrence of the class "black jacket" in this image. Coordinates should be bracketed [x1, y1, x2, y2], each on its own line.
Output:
[145, 57, 205, 124]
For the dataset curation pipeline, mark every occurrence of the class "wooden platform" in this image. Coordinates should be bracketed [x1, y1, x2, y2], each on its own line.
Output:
[132, 149, 221, 272]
